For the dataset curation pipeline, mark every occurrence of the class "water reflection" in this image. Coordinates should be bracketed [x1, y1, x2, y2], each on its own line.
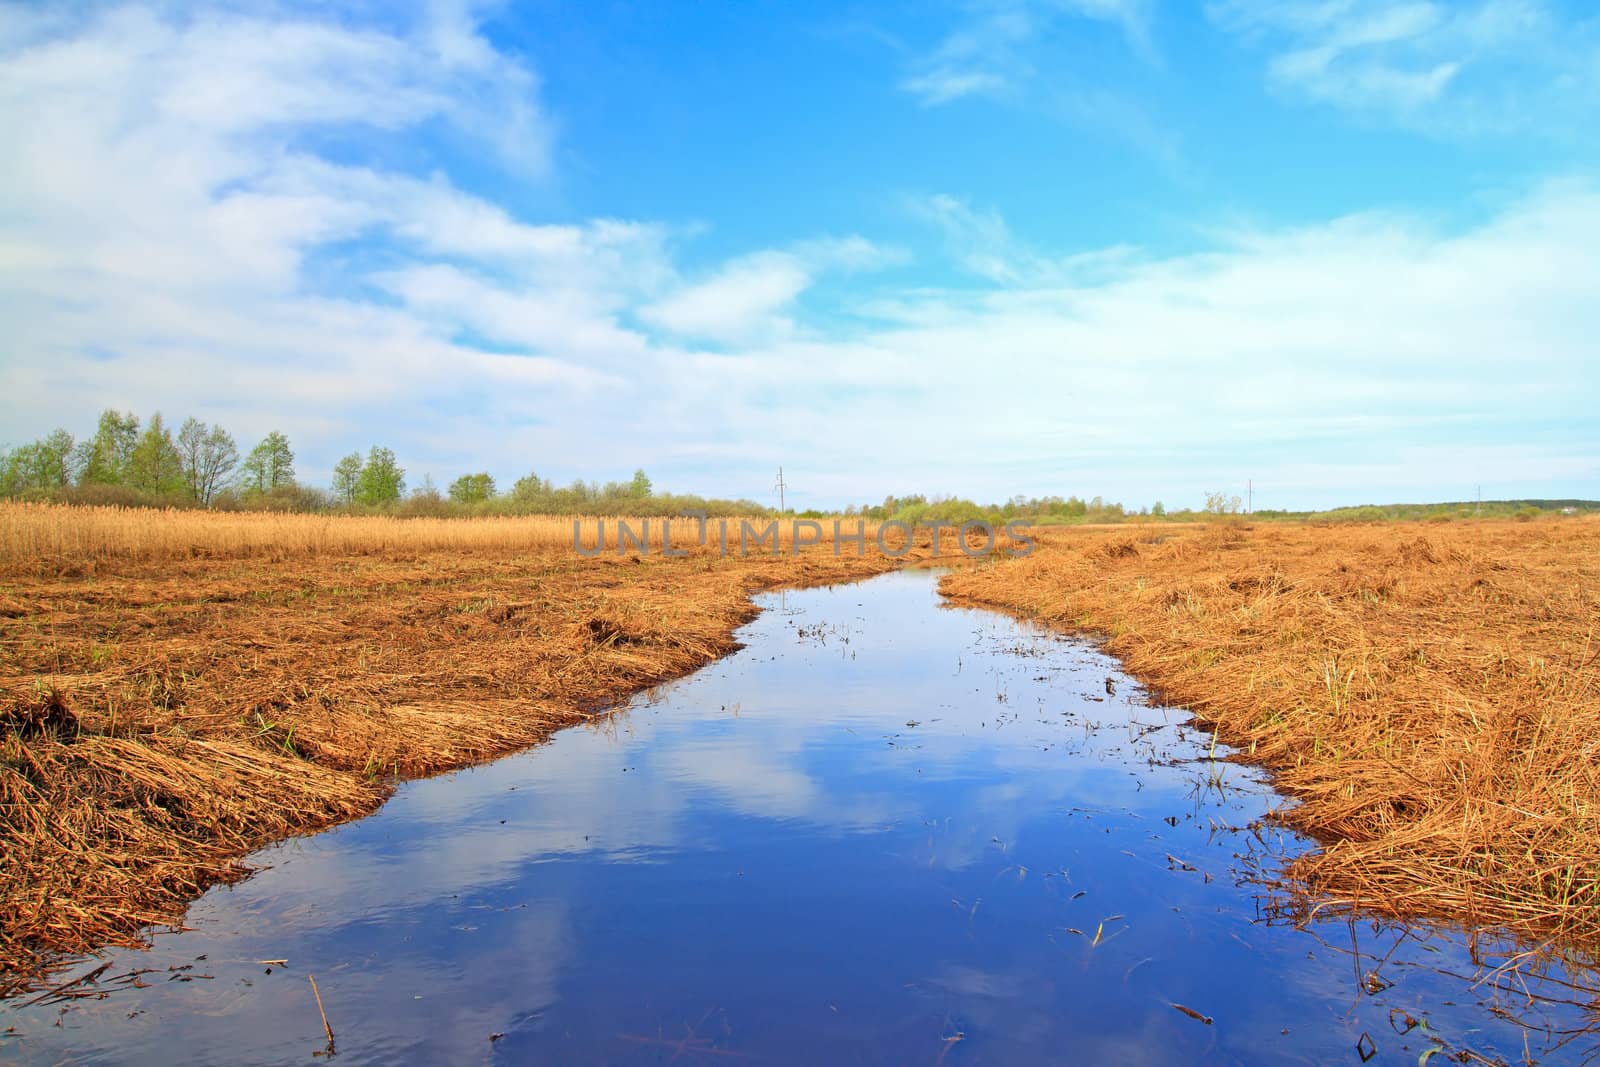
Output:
[3, 570, 1595, 1064]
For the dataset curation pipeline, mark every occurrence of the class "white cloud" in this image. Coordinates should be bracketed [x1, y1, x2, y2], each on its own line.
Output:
[1058, 0, 1156, 52]
[639, 237, 902, 345]
[1209, 0, 1600, 133]
[907, 194, 1139, 286]
[898, 1, 1153, 106]
[895, 1, 1180, 169]
[901, 68, 1011, 105]
[639, 252, 812, 344]
[899, 8, 1034, 105]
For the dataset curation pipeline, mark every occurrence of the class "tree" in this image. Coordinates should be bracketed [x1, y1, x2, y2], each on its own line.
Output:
[124, 413, 185, 495]
[510, 471, 550, 503]
[1151, 500, 1166, 517]
[629, 468, 653, 498]
[1203, 490, 1242, 516]
[448, 472, 496, 504]
[176, 418, 239, 505]
[39, 429, 75, 487]
[355, 446, 405, 505]
[331, 452, 363, 506]
[0, 429, 76, 496]
[240, 431, 295, 494]
[74, 410, 140, 486]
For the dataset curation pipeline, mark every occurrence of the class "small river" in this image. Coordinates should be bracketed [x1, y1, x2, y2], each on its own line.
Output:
[3, 570, 1593, 1064]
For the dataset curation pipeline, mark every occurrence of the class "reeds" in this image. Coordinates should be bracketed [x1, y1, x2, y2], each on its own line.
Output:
[0, 502, 883, 564]
[941, 518, 1600, 952]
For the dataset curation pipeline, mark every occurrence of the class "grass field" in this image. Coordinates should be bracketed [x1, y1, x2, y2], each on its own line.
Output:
[0, 504, 909, 985]
[942, 517, 1600, 957]
[3, 504, 1598, 993]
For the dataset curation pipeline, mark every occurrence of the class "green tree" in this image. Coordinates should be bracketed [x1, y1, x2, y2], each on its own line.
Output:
[74, 410, 140, 486]
[240, 431, 295, 494]
[1150, 500, 1166, 517]
[448, 471, 496, 504]
[125, 413, 185, 495]
[510, 471, 550, 503]
[629, 468, 653, 498]
[0, 429, 76, 496]
[40, 429, 76, 487]
[331, 452, 363, 506]
[355, 446, 405, 505]
[176, 417, 239, 505]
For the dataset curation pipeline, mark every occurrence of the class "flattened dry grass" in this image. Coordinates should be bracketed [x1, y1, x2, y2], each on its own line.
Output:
[941, 518, 1600, 951]
[0, 505, 902, 987]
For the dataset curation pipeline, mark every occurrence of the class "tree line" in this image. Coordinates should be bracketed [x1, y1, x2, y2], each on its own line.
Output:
[846, 493, 1141, 526]
[1, 411, 299, 506]
[17, 412, 1575, 523]
[1, 410, 759, 517]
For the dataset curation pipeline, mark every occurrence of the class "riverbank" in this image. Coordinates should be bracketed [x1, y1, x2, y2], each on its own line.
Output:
[940, 518, 1600, 954]
[0, 510, 911, 986]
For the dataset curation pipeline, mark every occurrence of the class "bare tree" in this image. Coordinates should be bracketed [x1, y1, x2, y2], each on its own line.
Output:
[177, 417, 239, 506]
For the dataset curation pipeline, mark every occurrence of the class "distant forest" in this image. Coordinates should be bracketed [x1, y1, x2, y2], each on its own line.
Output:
[0, 409, 762, 517]
[4, 410, 1595, 523]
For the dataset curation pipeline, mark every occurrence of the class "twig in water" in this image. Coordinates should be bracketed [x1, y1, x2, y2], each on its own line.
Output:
[309, 974, 336, 1058]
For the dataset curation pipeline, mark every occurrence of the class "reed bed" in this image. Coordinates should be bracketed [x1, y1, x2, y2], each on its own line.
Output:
[941, 518, 1600, 953]
[0, 508, 907, 987]
[0, 502, 883, 564]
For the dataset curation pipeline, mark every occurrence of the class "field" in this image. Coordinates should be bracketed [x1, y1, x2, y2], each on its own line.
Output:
[0, 505, 909, 985]
[3, 504, 1598, 997]
[942, 517, 1600, 957]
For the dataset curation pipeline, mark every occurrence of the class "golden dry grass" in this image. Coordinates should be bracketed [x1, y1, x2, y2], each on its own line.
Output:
[0, 502, 875, 562]
[0, 504, 909, 988]
[941, 517, 1600, 952]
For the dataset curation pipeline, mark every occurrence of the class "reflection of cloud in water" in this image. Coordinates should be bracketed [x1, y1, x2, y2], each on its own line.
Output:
[657, 733, 916, 829]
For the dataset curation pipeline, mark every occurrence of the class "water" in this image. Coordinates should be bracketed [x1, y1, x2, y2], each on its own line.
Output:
[3, 570, 1594, 1064]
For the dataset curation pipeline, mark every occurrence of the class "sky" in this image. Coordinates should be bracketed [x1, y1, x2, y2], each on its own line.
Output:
[1, 0, 1597, 512]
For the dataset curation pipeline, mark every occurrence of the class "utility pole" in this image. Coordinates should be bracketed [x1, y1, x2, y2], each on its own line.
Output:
[774, 467, 787, 515]
[1247, 479, 1253, 516]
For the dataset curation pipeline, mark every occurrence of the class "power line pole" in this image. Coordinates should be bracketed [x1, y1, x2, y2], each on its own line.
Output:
[774, 467, 787, 515]
[1247, 479, 1253, 515]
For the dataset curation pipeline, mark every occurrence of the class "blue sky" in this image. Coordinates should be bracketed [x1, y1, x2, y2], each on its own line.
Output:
[1, 0, 1597, 511]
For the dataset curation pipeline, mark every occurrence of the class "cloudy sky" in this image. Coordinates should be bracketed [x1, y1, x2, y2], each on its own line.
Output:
[2, 1, 1597, 511]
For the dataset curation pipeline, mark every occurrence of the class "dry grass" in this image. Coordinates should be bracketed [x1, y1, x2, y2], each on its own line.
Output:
[941, 518, 1600, 953]
[0, 504, 910, 987]
[0, 502, 877, 562]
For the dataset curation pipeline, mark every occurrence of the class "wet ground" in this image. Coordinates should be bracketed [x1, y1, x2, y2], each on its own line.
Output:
[3, 569, 1594, 1064]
